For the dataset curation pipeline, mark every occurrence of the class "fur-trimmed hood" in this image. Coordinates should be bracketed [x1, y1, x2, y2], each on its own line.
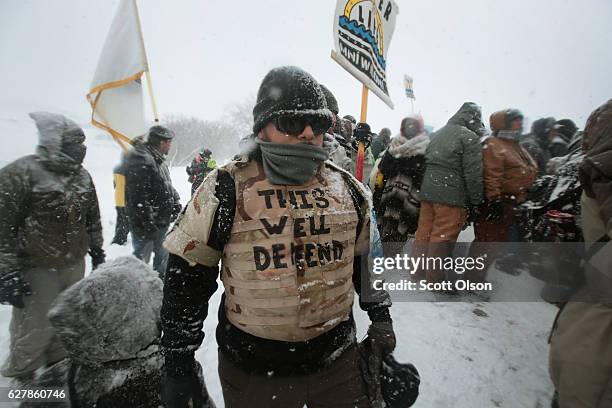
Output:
[387, 133, 429, 159]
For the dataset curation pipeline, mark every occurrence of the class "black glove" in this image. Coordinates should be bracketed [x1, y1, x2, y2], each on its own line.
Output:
[367, 321, 397, 355]
[484, 200, 504, 222]
[0, 271, 32, 309]
[110, 234, 127, 246]
[465, 206, 479, 227]
[89, 247, 106, 270]
[360, 321, 397, 408]
[353, 122, 373, 149]
[162, 371, 215, 408]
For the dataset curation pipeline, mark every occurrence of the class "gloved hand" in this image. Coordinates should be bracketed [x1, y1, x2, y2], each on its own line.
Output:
[464, 206, 479, 228]
[353, 122, 373, 149]
[367, 321, 397, 355]
[484, 199, 504, 222]
[89, 247, 106, 270]
[0, 271, 32, 309]
[162, 372, 210, 408]
[361, 321, 397, 408]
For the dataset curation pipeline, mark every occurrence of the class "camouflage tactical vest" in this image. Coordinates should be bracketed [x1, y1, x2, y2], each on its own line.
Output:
[222, 158, 360, 342]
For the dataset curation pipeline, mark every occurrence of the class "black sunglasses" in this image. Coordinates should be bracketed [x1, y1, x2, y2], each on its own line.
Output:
[274, 115, 332, 136]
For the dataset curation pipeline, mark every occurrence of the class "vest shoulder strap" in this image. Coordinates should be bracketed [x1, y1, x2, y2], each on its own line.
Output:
[323, 160, 370, 237]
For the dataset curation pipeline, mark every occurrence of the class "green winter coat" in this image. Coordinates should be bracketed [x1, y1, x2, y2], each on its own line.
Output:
[419, 102, 484, 207]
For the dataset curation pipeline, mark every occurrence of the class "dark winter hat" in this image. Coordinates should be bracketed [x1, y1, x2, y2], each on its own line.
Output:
[343, 114, 357, 124]
[379, 127, 392, 138]
[531, 117, 556, 137]
[148, 125, 175, 140]
[252, 66, 333, 134]
[554, 119, 578, 140]
[319, 84, 339, 115]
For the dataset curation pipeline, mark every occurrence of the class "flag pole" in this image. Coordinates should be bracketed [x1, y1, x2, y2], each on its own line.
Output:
[355, 84, 369, 182]
[133, 0, 160, 123]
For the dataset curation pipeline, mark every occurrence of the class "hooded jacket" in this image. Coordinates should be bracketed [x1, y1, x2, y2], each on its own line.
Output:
[549, 99, 612, 407]
[125, 142, 181, 238]
[0, 112, 103, 271]
[521, 117, 555, 175]
[483, 111, 538, 203]
[579, 98, 612, 237]
[419, 102, 484, 207]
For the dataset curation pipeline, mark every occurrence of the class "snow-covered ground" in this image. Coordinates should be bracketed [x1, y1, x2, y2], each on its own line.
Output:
[0, 115, 557, 407]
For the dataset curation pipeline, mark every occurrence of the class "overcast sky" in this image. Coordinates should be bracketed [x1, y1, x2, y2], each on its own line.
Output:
[1, 0, 611, 138]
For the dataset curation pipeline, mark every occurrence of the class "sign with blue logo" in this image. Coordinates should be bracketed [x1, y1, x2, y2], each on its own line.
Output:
[331, 0, 399, 109]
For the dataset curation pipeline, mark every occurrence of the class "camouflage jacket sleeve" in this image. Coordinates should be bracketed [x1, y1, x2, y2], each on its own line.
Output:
[0, 159, 30, 274]
[164, 169, 230, 267]
[161, 169, 236, 376]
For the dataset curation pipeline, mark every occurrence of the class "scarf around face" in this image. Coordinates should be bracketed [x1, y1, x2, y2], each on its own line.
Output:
[496, 130, 523, 142]
[255, 138, 329, 185]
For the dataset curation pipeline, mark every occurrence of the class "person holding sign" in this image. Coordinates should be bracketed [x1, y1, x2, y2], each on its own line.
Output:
[160, 66, 394, 408]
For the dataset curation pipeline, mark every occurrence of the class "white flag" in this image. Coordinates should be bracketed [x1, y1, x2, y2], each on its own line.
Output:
[331, 0, 399, 109]
[87, 0, 148, 148]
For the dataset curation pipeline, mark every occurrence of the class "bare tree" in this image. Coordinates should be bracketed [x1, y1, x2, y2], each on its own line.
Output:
[164, 115, 240, 167]
[162, 95, 257, 168]
[223, 94, 256, 137]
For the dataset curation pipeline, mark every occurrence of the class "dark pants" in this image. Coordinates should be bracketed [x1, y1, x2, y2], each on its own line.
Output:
[132, 228, 168, 279]
[466, 203, 517, 282]
[111, 207, 130, 245]
[218, 346, 370, 408]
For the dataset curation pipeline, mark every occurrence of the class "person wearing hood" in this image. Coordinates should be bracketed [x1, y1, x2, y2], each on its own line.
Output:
[124, 125, 182, 279]
[160, 66, 394, 408]
[413, 102, 484, 284]
[320, 84, 353, 173]
[549, 118, 578, 159]
[466, 109, 537, 281]
[548, 99, 612, 408]
[521, 117, 555, 175]
[372, 115, 429, 244]
[371, 127, 392, 161]
[0, 112, 104, 383]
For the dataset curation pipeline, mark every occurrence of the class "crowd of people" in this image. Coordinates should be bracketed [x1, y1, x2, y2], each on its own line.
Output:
[0, 65, 609, 407]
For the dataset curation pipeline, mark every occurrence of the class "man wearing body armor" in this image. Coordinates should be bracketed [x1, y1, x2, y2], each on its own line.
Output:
[160, 66, 395, 408]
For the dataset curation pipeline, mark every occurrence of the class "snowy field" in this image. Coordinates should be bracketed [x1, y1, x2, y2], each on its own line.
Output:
[0, 114, 557, 407]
